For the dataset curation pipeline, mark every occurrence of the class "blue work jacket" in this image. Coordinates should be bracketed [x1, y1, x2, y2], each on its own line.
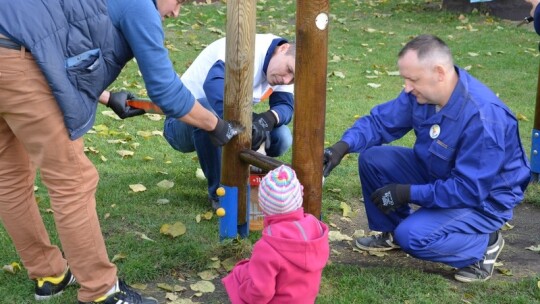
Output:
[341, 67, 530, 220]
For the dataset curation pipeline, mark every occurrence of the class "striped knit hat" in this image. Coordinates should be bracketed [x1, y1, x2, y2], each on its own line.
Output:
[258, 165, 303, 215]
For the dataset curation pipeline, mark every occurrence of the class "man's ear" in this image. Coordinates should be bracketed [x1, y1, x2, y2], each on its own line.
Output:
[434, 64, 446, 82]
[276, 43, 290, 54]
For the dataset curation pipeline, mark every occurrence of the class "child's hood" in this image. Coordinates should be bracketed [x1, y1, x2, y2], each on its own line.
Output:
[262, 208, 330, 271]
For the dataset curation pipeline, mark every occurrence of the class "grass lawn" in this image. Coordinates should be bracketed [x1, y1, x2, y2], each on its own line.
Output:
[1, 0, 539, 303]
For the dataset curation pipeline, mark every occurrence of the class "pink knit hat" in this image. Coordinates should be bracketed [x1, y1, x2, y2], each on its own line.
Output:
[258, 165, 303, 215]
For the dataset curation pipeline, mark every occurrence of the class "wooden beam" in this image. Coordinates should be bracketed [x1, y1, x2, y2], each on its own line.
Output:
[293, 0, 329, 219]
[222, 0, 257, 226]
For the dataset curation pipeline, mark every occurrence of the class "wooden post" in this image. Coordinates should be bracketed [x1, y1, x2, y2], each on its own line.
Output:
[293, 0, 329, 219]
[222, 0, 257, 227]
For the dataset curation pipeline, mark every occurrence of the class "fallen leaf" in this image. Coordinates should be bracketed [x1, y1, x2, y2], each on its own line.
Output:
[328, 230, 353, 242]
[516, 113, 528, 121]
[156, 199, 170, 205]
[134, 232, 155, 242]
[340, 202, 352, 218]
[160, 222, 187, 238]
[525, 245, 540, 252]
[157, 283, 185, 292]
[157, 179, 174, 189]
[497, 268, 513, 276]
[221, 257, 238, 271]
[367, 83, 381, 88]
[117, 150, 134, 158]
[332, 71, 346, 79]
[111, 253, 127, 263]
[501, 222, 514, 230]
[198, 270, 218, 280]
[130, 283, 147, 290]
[2, 262, 21, 274]
[196, 168, 206, 180]
[190, 280, 215, 293]
[129, 184, 147, 192]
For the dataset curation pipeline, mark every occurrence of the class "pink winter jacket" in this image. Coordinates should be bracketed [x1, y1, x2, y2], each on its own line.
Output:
[222, 208, 330, 304]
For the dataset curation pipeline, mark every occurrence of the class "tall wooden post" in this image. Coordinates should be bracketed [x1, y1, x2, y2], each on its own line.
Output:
[293, 0, 329, 218]
[222, 0, 257, 227]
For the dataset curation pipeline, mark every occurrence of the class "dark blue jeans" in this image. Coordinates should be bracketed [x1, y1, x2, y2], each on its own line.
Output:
[163, 98, 292, 201]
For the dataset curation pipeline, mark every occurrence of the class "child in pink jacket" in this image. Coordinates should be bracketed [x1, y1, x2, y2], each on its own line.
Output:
[222, 165, 330, 304]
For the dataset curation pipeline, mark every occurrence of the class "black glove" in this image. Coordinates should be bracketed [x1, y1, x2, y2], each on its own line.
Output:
[322, 141, 349, 177]
[107, 91, 145, 119]
[251, 111, 277, 150]
[370, 184, 411, 214]
[208, 117, 245, 147]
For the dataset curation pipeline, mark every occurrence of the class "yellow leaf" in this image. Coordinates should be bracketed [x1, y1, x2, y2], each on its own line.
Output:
[117, 150, 134, 158]
[2, 262, 21, 274]
[190, 280, 215, 293]
[195, 214, 201, 223]
[340, 201, 352, 218]
[202, 211, 213, 220]
[367, 83, 381, 88]
[516, 113, 529, 121]
[111, 253, 127, 263]
[129, 184, 147, 192]
[130, 283, 147, 290]
[137, 130, 153, 138]
[198, 270, 218, 280]
[160, 222, 186, 238]
[501, 222, 514, 230]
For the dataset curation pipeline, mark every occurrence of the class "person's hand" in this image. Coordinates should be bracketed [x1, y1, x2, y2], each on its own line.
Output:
[107, 91, 145, 119]
[208, 117, 245, 147]
[370, 184, 411, 214]
[251, 123, 270, 150]
[251, 111, 277, 150]
[322, 141, 349, 177]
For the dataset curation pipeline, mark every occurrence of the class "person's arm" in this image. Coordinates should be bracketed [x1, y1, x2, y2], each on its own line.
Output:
[110, 1, 219, 131]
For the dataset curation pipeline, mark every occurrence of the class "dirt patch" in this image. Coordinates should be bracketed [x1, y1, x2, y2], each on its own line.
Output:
[144, 202, 540, 303]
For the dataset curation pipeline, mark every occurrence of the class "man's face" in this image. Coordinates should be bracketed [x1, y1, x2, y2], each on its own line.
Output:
[266, 44, 295, 86]
[157, 0, 184, 20]
[398, 50, 441, 105]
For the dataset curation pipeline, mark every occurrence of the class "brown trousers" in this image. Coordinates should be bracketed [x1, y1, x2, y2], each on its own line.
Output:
[0, 46, 116, 301]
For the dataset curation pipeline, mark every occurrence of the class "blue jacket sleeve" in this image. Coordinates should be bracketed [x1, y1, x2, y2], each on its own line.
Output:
[268, 91, 294, 126]
[341, 91, 414, 153]
[109, 0, 195, 119]
[203, 60, 226, 118]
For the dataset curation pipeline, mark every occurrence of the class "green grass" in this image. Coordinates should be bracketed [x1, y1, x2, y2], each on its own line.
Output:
[1, 0, 539, 303]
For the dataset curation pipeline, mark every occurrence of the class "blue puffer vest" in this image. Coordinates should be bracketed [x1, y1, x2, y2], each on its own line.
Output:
[0, 0, 132, 139]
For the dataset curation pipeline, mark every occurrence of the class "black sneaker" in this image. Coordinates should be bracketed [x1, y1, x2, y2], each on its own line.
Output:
[34, 267, 77, 300]
[78, 280, 157, 304]
[454, 231, 505, 283]
[355, 232, 400, 252]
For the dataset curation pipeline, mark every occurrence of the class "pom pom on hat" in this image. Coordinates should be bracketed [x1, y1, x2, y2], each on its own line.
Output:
[258, 165, 303, 215]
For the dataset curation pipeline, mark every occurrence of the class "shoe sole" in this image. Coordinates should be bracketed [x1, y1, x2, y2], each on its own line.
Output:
[454, 237, 505, 283]
[355, 239, 400, 252]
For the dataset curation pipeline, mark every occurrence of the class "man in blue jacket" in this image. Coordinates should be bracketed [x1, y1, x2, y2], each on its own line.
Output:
[163, 34, 295, 209]
[323, 35, 530, 283]
[0, 1, 241, 303]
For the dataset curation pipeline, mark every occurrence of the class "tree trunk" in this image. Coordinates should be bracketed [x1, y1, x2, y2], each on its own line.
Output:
[442, 0, 530, 20]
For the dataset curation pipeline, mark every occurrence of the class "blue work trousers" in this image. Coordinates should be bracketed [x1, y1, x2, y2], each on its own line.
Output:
[359, 146, 505, 268]
[163, 98, 292, 200]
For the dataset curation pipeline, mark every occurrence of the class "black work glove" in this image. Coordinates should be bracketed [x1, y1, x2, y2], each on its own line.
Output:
[371, 184, 411, 214]
[208, 117, 245, 147]
[322, 141, 349, 177]
[251, 111, 277, 150]
[107, 91, 145, 119]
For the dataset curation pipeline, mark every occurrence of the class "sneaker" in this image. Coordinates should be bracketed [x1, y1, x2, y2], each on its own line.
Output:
[454, 231, 505, 283]
[78, 280, 157, 304]
[355, 232, 400, 252]
[34, 266, 77, 300]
